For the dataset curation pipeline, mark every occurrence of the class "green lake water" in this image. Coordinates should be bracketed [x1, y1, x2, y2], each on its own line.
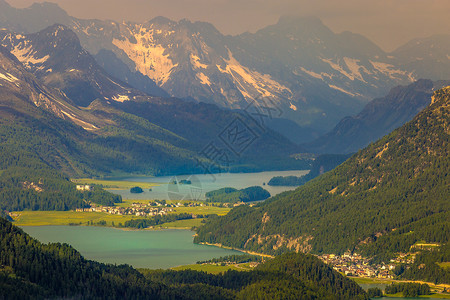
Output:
[111, 170, 309, 200]
[21, 171, 308, 269]
[21, 226, 242, 269]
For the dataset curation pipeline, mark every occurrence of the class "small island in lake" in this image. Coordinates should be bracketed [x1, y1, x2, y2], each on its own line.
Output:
[130, 186, 144, 193]
[206, 186, 270, 203]
[268, 175, 305, 186]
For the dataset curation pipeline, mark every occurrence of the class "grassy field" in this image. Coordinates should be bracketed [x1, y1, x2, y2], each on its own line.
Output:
[169, 205, 230, 216]
[72, 178, 160, 190]
[12, 211, 137, 226]
[11, 199, 230, 227]
[171, 262, 256, 274]
[160, 218, 205, 229]
[384, 293, 450, 299]
[350, 277, 394, 285]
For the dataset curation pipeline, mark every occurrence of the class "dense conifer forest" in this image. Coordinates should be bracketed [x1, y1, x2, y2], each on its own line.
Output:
[0, 217, 368, 299]
[195, 87, 450, 264]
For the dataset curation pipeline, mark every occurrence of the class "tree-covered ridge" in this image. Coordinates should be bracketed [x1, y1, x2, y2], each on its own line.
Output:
[205, 186, 271, 203]
[145, 252, 368, 300]
[195, 86, 450, 260]
[0, 217, 368, 299]
[268, 153, 351, 186]
[394, 243, 450, 284]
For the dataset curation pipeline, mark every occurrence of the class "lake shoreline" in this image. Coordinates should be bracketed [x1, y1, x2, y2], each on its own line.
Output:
[198, 242, 275, 258]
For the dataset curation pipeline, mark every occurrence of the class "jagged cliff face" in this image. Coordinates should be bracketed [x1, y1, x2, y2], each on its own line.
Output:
[71, 16, 415, 130]
[0, 45, 102, 130]
[1, 1, 449, 132]
[0, 25, 150, 108]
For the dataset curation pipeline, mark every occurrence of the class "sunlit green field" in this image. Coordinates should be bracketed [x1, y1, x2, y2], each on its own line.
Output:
[161, 218, 204, 228]
[171, 263, 255, 274]
[12, 199, 230, 227]
[72, 178, 160, 190]
[350, 277, 394, 285]
[13, 211, 208, 229]
[12, 211, 137, 226]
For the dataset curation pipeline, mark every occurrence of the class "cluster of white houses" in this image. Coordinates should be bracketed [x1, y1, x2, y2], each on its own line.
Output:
[75, 202, 174, 217]
[318, 253, 396, 279]
[76, 185, 92, 191]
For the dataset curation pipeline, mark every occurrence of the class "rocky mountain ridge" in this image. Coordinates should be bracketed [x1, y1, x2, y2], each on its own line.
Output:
[3, 1, 448, 133]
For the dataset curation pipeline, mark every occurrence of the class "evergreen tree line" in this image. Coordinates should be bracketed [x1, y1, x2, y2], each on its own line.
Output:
[205, 186, 271, 203]
[196, 254, 263, 264]
[121, 213, 213, 229]
[384, 282, 431, 297]
[394, 243, 450, 284]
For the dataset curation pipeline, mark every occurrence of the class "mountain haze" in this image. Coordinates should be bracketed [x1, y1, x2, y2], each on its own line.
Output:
[3, 1, 448, 134]
[307, 79, 450, 154]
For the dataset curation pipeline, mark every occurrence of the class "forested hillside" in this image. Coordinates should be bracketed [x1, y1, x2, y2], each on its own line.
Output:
[0, 217, 368, 299]
[195, 86, 450, 261]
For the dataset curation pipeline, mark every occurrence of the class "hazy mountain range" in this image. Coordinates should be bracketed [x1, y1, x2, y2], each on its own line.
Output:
[0, 26, 303, 179]
[306, 79, 450, 153]
[1, 0, 449, 135]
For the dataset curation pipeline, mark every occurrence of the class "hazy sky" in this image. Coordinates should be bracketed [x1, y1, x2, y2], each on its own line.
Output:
[7, 0, 450, 51]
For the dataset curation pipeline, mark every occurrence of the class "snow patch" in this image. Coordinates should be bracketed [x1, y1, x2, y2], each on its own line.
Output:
[112, 94, 130, 102]
[0, 72, 19, 83]
[299, 67, 323, 79]
[289, 102, 297, 111]
[190, 54, 208, 69]
[343, 57, 369, 82]
[321, 57, 368, 82]
[11, 44, 49, 66]
[112, 30, 178, 85]
[217, 49, 292, 101]
[61, 111, 98, 131]
[328, 84, 356, 97]
[370, 61, 414, 81]
[196, 72, 211, 86]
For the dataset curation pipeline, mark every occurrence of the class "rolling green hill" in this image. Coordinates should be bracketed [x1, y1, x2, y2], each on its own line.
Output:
[195, 86, 450, 261]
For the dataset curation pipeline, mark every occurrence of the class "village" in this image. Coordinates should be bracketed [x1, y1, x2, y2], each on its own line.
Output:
[317, 252, 416, 279]
[75, 199, 206, 217]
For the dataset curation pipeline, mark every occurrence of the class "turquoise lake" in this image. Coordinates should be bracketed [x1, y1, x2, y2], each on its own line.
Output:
[111, 170, 309, 200]
[21, 171, 309, 269]
[21, 226, 242, 269]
